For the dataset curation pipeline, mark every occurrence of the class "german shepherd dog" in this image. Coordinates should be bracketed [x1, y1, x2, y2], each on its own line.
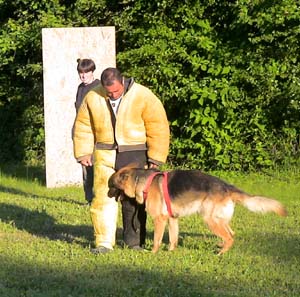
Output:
[108, 166, 287, 254]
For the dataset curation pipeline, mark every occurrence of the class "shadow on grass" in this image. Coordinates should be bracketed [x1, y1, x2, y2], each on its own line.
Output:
[0, 163, 46, 185]
[0, 184, 85, 206]
[146, 225, 300, 261]
[0, 203, 93, 246]
[0, 253, 293, 297]
[235, 230, 300, 261]
[0, 254, 219, 296]
[0, 203, 126, 249]
[145, 229, 216, 250]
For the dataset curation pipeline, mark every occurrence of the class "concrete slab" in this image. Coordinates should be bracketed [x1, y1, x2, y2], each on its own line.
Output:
[42, 27, 115, 187]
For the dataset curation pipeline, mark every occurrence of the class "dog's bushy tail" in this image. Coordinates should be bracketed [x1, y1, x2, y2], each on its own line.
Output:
[234, 194, 287, 217]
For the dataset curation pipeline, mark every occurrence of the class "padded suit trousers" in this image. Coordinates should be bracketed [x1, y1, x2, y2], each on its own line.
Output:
[90, 149, 147, 249]
[90, 150, 117, 249]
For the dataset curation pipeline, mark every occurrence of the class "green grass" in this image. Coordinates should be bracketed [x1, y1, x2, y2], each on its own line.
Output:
[1, 164, 300, 297]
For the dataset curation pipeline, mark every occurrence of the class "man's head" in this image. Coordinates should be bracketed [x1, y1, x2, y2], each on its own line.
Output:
[101, 67, 124, 100]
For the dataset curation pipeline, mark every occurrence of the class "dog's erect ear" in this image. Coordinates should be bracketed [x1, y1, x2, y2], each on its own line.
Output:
[119, 169, 137, 198]
[119, 172, 130, 182]
[108, 170, 129, 190]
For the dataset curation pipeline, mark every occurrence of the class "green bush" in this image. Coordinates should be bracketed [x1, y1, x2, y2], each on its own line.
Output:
[0, 0, 299, 170]
[115, 0, 300, 170]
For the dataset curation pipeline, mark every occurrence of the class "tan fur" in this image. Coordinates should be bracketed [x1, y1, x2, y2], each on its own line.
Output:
[108, 167, 287, 254]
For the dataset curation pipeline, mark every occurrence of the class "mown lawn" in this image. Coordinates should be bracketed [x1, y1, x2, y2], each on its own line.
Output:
[0, 165, 300, 297]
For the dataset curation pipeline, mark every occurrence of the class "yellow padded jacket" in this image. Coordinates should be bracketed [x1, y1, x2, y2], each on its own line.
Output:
[73, 81, 170, 165]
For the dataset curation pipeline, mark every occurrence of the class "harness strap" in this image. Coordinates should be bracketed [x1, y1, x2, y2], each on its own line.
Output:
[143, 171, 173, 217]
[143, 172, 162, 201]
[161, 172, 173, 217]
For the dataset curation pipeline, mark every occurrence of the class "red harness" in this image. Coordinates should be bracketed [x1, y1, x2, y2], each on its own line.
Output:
[142, 171, 173, 217]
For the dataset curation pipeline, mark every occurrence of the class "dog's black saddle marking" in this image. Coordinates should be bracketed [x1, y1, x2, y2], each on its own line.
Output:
[167, 170, 241, 200]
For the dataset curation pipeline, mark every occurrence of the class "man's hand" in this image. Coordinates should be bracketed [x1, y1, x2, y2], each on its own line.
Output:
[79, 155, 92, 166]
[148, 162, 158, 169]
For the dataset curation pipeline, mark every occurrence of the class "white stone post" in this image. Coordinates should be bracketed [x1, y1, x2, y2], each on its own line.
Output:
[42, 27, 116, 188]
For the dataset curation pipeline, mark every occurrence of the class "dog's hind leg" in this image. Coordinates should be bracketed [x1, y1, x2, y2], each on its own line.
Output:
[168, 217, 179, 251]
[226, 224, 235, 237]
[205, 218, 234, 255]
[152, 215, 168, 253]
[216, 223, 235, 248]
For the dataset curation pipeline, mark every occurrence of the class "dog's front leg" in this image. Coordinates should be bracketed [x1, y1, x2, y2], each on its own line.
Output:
[168, 217, 179, 251]
[152, 215, 168, 253]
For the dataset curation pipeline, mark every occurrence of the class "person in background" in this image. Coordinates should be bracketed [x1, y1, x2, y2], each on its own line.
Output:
[73, 67, 170, 253]
[75, 58, 100, 205]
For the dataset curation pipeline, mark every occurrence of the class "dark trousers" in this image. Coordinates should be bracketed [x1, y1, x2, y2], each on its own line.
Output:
[115, 150, 147, 247]
[121, 196, 147, 246]
[82, 165, 94, 203]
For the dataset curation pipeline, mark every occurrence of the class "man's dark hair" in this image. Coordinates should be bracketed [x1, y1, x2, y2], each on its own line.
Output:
[101, 67, 123, 87]
[77, 59, 96, 73]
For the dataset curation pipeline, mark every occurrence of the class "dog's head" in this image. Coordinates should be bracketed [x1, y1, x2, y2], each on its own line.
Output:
[108, 167, 137, 198]
[108, 163, 139, 199]
[108, 166, 159, 204]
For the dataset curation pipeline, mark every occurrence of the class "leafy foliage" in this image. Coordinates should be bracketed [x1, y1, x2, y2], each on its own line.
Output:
[114, 0, 300, 170]
[0, 0, 299, 170]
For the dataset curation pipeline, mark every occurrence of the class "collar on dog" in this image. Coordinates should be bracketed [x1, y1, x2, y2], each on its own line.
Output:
[143, 171, 173, 217]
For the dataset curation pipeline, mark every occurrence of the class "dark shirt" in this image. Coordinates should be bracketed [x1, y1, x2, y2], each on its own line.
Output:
[75, 79, 100, 112]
